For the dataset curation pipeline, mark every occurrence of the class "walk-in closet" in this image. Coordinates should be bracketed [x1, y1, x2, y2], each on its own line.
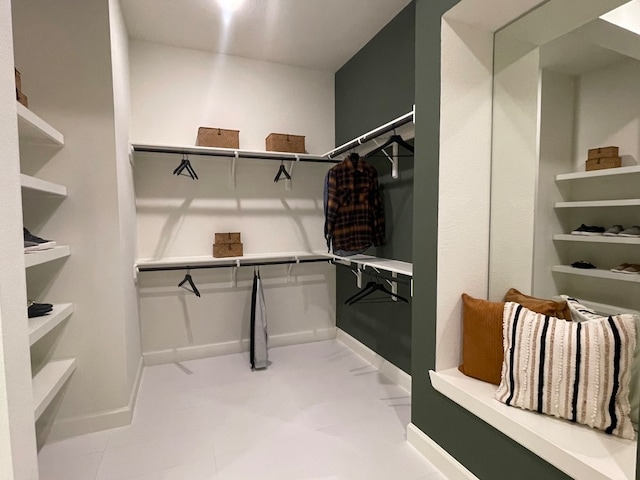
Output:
[2, 0, 640, 479]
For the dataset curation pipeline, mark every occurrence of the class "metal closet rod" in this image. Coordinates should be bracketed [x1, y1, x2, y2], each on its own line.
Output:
[134, 147, 339, 164]
[325, 111, 415, 159]
[137, 258, 329, 273]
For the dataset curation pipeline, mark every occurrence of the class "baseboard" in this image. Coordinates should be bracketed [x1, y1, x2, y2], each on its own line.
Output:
[143, 327, 338, 366]
[407, 423, 478, 480]
[47, 355, 144, 442]
[336, 328, 411, 392]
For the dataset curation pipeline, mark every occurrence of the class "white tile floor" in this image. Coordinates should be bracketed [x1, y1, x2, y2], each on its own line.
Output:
[38, 340, 447, 480]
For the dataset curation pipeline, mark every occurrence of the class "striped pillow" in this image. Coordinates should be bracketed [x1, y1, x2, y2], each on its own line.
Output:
[495, 302, 636, 439]
[561, 295, 640, 430]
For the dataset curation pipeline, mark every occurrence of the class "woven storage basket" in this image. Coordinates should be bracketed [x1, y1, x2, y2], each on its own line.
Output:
[265, 133, 305, 153]
[586, 156, 621, 171]
[214, 232, 241, 244]
[196, 127, 239, 149]
[213, 242, 243, 258]
[14, 69, 21, 92]
[587, 146, 618, 160]
[16, 90, 28, 107]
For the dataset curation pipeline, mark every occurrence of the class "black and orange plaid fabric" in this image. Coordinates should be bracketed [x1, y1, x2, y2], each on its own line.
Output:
[324, 155, 385, 252]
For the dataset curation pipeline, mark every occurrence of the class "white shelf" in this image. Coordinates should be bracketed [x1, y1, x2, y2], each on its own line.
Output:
[136, 251, 329, 271]
[32, 358, 77, 420]
[556, 165, 640, 182]
[24, 246, 71, 268]
[553, 234, 640, 245]
[16, 102, 64, 146]
[132, 143, 333, 163]
[552, 265, 640, 283]
[28, 303, 73, 345]
[321, 253, 413, 277]
[555, 199, 640, 208]
[430, 368, 636, 480]
[20, 174, 67, 197]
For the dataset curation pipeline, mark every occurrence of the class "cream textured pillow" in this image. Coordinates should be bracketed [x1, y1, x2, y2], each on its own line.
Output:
[562, 295, 640, 430]
[496, 302, 636, 439]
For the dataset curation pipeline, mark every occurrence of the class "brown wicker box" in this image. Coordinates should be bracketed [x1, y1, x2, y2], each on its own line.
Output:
[214, 232, 241, 244]
[213, 242, 243, 258]
[586, 156, 621, 171]
[265, 133, 306, 153]
[16, 89, 28, 108]
[196, 127, 239, 149]
[14, 69, 21, 92]
[587, 146, 618, 160]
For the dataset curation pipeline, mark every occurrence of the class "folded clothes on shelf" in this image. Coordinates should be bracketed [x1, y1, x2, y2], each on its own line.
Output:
[23, 227, 56, 252]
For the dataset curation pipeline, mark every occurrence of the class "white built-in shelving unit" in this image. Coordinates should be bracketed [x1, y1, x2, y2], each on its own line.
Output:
[553, 234, 640, 245]
[555, 199, 640, 208]
[17, 102, 75, 427]
[555, 164, 640, 181]
[20, 174, 67, 197]
[28, 303, 74, 345]
[16, 102, 64, 146]
[32, 359, 77, 420]
[551, 265, 640, 282]
[24, 246, 71, 269]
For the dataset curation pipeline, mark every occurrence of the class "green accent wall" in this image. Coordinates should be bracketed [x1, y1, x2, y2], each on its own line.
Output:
[411, 1, 571, 478]
[334, 2, 415, 374]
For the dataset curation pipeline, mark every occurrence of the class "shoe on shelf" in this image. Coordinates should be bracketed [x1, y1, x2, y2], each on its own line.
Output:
[23, 227, 56, 250]
[621, 264, 640, 274]
[27, 301, 53, 318]
[571, 260, 597, 269]
[618, 226, 640, 238]
[570, 224, 605, 236]
[603, 225, 624, 236]
[611, 263, 631, 273]
[24, 240, 41, 253]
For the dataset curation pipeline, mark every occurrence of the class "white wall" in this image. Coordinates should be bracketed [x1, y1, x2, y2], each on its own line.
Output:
[532, 71, 575, 299]
[0, 0, 38, 477]
[129, 40, 335, 153]
[436, 18, 493, 371]
[574, 58, 640, 170]
[130, 40, 336, 363]
[109, 0, 142, 408]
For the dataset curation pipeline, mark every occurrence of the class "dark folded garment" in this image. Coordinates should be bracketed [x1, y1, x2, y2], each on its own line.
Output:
[28, 302, 53, 318]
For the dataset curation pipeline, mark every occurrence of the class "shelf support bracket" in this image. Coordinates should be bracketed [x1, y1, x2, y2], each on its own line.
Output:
[231, 266, 238, 287]
[386, 272, 398, 302]
[229, 151, 238, 189]
[351, 265, 363, 289]
[286, 158, 296, 191]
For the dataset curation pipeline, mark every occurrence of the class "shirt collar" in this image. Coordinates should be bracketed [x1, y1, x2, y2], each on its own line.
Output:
[345, 154, 364, 172]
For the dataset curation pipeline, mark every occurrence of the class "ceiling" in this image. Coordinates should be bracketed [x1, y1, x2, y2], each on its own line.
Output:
[120, 0, 412, 72]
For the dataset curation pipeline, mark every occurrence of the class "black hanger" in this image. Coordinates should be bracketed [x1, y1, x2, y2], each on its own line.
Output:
[364, 134, 414, 159]
[349, 152, 360, 168]
[345, 279, 409, 305]
[173, 154, 198, 180]
[178, 270, 201, 297]
[274, 160, 291, 183]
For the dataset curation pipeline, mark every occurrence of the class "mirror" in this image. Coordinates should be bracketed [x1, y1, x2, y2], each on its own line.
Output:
[489, 0, 640, 315]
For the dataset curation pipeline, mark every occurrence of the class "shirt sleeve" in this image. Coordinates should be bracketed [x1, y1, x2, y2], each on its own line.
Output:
[370, 168, 385, 246]
[325, 168, 340, 251]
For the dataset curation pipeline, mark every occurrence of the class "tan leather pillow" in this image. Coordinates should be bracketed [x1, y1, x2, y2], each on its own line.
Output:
[458, 293, 505, 385]
[503, 288, 572, 320]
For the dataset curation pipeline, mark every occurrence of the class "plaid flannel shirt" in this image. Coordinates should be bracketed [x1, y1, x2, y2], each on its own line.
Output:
[324, 156, 385, 252]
